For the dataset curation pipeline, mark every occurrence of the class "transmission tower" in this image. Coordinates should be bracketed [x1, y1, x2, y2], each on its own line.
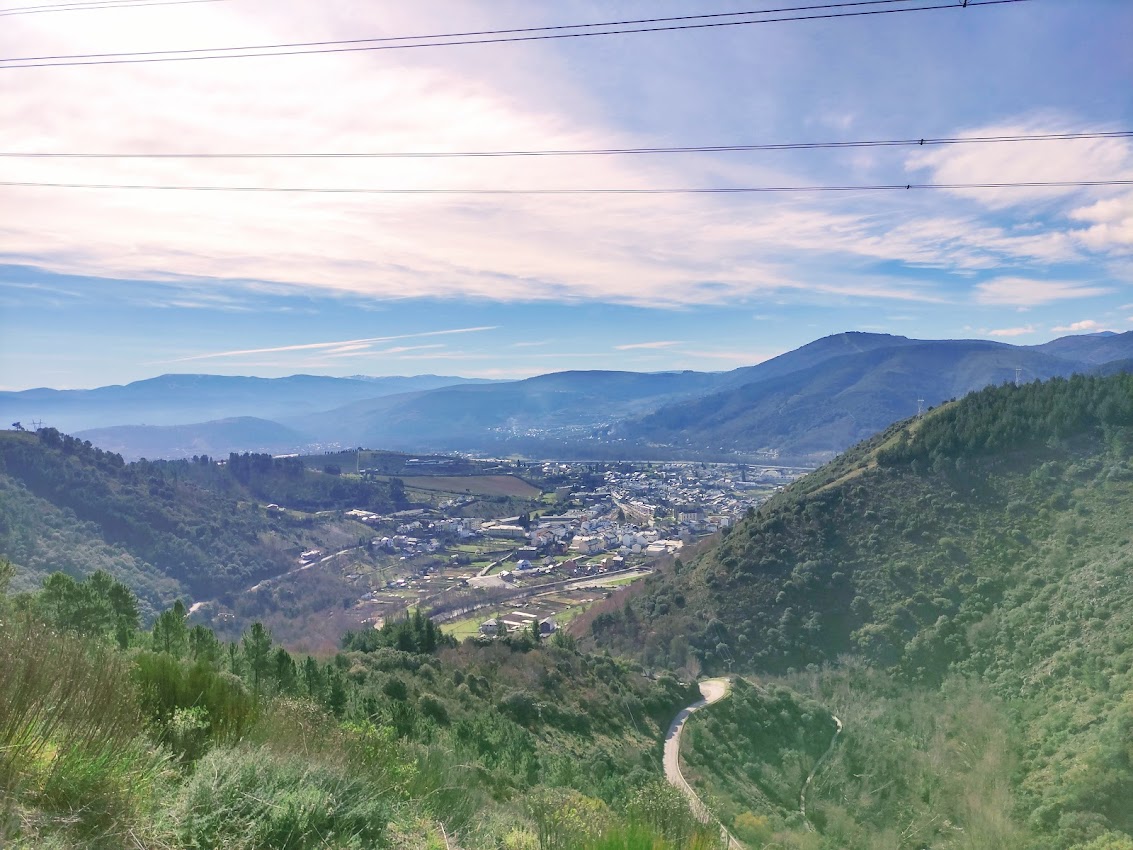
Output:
[1015, 366, 1022, 386]
[917, 398, 925, 418]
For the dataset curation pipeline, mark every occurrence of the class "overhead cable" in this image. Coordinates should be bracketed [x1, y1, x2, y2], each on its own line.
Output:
[1, 179, 1127, 195]
[0, 0, 223, 16]
[0, 0, 1031, 68]
[1, 131, 1126, 160]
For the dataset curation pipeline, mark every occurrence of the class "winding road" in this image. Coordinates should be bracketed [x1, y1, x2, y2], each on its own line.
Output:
[664, 677, 844, 846]
[663, 677, 742, 847]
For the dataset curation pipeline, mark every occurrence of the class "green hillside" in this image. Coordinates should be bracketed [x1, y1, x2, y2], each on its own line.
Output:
[0, 429, 403, 616]
[589, 373, 1133, 848]
[614, 339, 1122, 459]
[0, 568, 720, 849]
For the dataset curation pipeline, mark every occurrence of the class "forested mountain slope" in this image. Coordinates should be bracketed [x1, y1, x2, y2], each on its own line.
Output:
[0, 429, 402, 615]
[614, 338, 1129, 458]
[588, 373, 1133, 848]
[0, 573, 718, 849]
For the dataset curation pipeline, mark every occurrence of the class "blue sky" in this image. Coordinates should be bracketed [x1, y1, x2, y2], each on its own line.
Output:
[1, 0, 1131, 389]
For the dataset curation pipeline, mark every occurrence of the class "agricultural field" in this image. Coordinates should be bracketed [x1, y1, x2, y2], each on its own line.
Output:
[440, 581, 642, 640]
[397, 474, 542, 498]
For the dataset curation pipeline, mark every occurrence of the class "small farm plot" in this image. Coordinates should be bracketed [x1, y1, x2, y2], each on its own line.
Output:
[398, 475, 542, 498]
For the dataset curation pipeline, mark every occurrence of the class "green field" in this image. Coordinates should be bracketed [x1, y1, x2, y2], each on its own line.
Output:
[400, 475, 542, 498]
[444, 613, 487, 640]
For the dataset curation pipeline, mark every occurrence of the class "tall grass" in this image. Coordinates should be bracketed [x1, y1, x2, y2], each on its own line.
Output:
[0, 614, 170, 842]
[172, 744, 390, 850]
[579, 823, 725, 849]
[523, 784, 726, 850]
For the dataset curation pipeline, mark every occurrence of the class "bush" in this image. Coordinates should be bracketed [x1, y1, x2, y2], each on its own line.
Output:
[623, 779, 712, 844]
[0, 616, 169, 841]
[174, 745, 390, 849]
[525, 787, 613, 850]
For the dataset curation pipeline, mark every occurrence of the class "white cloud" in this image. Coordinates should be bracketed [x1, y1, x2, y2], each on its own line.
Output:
[906, 121, 1133, 211]
[1068, 194, 1133, 252]
[613, 340, 682, 350]
[324, 343, 445, 358]
[987, 325, 1035, 337]
[164, 326, 496, 362]
[1, 10, 1127, 317]
[1051, 320, 1109, 333]
[973, 277, 1112, 307]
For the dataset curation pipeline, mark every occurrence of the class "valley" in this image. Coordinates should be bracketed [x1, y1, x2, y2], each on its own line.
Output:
[0, 430, 800, 649]
[3, 368, 1133, 850]
[3, 0, 1128, 846]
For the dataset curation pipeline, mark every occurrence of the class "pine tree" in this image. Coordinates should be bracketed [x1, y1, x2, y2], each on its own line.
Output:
[242, 622, 273, 702]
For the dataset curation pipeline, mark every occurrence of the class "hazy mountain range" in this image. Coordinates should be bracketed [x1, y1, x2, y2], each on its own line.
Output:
[3, 331, 1132, 461]
[0, 374, 493, 435]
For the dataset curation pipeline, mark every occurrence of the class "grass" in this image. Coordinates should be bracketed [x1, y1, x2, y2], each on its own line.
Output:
[398, 475, 542, 498]
[174, 744, 390, 850]
[599, 574, 648, 588]
[0, 616, 171, 846]
[553, 602, 598, 626]
[443, 615, 487, 640]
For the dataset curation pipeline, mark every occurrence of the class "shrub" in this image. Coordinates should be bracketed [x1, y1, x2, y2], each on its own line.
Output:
[0, 615, 169, 841]
[525, 787, 613, 850]
[173, 745, 390, 850]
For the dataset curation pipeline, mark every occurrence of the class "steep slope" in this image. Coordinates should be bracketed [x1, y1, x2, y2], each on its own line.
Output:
[0, 429, 401, 614]
[617, 338, 1111, 459]
[588, 373, 1133, 848]
[715, 330, 921, 388]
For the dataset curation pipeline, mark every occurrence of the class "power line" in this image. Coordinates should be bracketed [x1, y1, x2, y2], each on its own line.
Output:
[1, 179, 1128, 195]
[1, 131, 1126, 160]
[0, 0, 1031, 69]
[0, 0, 223, 16]
[0, 0, 896, 31]
[0, 0, 923, 54]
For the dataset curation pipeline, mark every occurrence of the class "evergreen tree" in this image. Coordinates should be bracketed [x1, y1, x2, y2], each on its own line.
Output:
[188, 624, 222, 667]
[241, 621, 273, 701]
[152, 600, 188, 658]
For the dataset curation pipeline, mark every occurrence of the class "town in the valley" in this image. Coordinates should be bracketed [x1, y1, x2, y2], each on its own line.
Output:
[229, 452, 811, 644]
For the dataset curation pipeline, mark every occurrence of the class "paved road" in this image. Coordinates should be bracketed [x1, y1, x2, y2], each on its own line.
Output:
[663, 678, 742, 846]
[665, 677, 844, 845]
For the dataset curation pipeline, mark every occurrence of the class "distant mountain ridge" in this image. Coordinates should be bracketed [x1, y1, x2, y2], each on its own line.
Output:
[615, 335, 1133, 458]
[75, 417, 312, 461]
[714, 330, 923, 389]
[6, 332, 1133, 461]
[289, 368, 726, 451]
[0, 373, 493, 433]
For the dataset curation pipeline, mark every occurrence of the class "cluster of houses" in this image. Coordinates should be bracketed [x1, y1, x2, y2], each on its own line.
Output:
[320, 461, 802, 591]
[478, 610, 557, 638]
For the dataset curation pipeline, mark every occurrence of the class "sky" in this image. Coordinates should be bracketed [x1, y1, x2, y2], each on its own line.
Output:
[1, 0, 1131, 390]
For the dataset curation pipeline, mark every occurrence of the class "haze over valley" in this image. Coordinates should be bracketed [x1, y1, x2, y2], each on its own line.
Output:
[6, 330, 1133, 465]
